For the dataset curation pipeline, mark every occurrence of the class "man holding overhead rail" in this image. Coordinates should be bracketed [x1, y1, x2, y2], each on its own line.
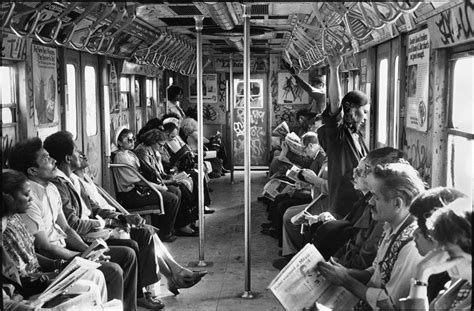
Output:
[318, 53, 370, 218]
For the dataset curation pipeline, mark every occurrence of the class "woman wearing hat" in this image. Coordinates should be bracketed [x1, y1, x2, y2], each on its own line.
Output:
[112, 126, 180, 242]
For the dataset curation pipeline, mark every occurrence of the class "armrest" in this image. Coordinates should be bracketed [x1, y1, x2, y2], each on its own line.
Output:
[108, 163, 164, 215]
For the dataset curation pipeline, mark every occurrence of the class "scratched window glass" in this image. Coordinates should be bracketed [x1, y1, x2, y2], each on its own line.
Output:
[84, 66, 97, 136]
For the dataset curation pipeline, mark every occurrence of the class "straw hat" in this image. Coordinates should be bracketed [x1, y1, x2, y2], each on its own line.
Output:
[113, 125, 128, 147]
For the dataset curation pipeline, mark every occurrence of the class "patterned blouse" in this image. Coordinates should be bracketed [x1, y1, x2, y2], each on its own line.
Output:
[3, 214, 41, 276]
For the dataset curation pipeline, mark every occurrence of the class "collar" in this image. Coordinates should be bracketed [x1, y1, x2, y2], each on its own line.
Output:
[383, 213, 412, 238]
[55, 169, 73, 185]
[28, 178, 53, 200]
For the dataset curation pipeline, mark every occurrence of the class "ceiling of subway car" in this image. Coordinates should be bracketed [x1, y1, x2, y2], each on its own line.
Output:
[2, 1, 452, 74]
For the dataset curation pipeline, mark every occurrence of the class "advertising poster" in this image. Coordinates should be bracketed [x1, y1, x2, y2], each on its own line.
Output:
[277, 72, 309, 105]
[189, 73, 218, 103]
[406, 29, 430, 132]
[32, 44, 58, 126]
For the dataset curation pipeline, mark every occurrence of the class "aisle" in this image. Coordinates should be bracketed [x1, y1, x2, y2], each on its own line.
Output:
[150, 170, 284, 310]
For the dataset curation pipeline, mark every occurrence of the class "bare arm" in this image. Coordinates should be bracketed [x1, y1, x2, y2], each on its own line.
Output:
[327, 53, 343, 115]
[33, 230, 79, 260]
[55, 209, 88, 252]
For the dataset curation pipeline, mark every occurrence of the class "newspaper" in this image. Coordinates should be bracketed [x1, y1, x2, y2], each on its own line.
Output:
[262, 178, 295, 201]
[286, 165, 311, 187]
[268, 244, 358, 311]
[285, 132, 304, 154]
[171, 171, 190, 182]
[30, 257, 101, 308]
[80, 238, 108, 261]
[272, 121, 290, 138]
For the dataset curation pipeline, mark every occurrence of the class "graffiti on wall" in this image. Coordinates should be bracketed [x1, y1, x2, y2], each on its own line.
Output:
[428, 0, 474, 48]
[405, 137, 432, 183]
[233, 108, 267, 165]
[1, 134, 14, 168]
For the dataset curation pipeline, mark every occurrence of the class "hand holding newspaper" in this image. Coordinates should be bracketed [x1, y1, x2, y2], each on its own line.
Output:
[29, 256, 101, 308]
[80, 238, 108, 262]
[268, 244, 358, 311]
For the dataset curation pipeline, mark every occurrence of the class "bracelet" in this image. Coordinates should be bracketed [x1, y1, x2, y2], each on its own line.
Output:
[413, 279, 428, 287]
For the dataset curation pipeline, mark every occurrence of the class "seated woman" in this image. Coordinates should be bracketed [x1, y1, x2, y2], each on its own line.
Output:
[112, 126, 180, 242]
[400, 197, 472, 310]
[160, 119, 215, 214]
[2, 169, 111, 310]
[135, 129, 199, 236]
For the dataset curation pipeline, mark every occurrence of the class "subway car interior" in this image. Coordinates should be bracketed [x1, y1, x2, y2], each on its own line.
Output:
[1, 1, 473, 310]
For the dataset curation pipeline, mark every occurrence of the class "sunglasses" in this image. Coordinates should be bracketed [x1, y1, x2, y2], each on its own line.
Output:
[126, 136, 136, 143]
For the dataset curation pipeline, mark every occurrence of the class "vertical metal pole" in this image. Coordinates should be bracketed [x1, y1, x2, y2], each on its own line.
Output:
[242, 2, 253, 299]
[229, 54, 235, 183]
[194, 15, 207, 266]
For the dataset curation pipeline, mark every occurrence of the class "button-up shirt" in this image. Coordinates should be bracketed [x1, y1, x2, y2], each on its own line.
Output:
[365, 215, 423, 310]
[24, 180, 67, 247]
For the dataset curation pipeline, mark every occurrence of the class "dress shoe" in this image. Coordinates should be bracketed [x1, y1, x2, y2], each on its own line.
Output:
[221, 168, 230, 173]
[168, 270, 208, 295]
[175, 229, 199, 237]
[159, 233, 177, 243]
[261, 227, 280, 239]
[260, 222, 273, 229]
[204, 206, 215, 214]
[137, 292, 165, 309]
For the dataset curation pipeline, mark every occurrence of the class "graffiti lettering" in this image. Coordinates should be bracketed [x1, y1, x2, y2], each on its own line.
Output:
[405, 138, 432, 183]
[204, 104, 218, 121]
[218, 74, 227, 103]
[432, 0, 474, 46]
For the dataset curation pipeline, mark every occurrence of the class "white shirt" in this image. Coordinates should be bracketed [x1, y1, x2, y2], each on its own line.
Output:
[24, 180, 67, 247]
[365, 215, 423, 310]
[74, 173, 115, 211]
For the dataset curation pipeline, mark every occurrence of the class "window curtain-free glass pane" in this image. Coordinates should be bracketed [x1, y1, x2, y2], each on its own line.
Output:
[66, 64, 77, 139]
[447, 134, 474, 200]
[84, 66, 97, 136]
[452, 57, 474, 133]
[377, 59, 388, 145]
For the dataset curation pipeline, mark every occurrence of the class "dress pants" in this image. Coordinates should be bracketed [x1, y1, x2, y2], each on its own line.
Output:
[108, 226, 159, 299]
[99, 245, 138, 311]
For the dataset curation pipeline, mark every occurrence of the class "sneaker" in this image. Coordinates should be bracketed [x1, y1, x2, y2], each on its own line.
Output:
[159, 233, 177, 243]
[137, 292, 165, 310]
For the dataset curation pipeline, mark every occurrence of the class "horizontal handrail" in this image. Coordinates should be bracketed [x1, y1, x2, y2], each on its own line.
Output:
[108, 162, 164, 215]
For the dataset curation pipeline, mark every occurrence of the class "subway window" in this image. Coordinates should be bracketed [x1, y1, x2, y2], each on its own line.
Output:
[447, 54, 474, 199]
[0, 65, 16, 124]
[377, 58, 388, 146]
[66, 64, 77, 139]
[120, 76, 130, 109]
[146, 78, 154, 107]
[84, 66, 97, 136]
[392, 56, 400, 147]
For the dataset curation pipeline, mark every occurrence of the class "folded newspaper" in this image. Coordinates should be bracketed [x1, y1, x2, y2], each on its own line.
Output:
[272, 121, 290, 138]
[285, 132, 304, 154]
[30, 256, 101, 308]
[286, 165, 311, 187]
[268, 244, 358, 311]
[262, 178, 295, 201]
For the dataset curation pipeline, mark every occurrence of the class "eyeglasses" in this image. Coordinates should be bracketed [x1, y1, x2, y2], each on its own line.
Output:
[126, 137, 136, 143]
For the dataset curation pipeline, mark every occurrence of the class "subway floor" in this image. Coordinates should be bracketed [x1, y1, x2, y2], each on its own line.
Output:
[139, 170, 284, 310]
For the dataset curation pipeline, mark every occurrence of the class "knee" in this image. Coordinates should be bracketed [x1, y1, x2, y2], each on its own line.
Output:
[100, 262, 124, 283]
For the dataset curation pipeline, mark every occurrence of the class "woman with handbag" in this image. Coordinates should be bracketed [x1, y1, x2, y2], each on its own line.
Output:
[113, 126, 180, 242]
[135, 129, 199, 236]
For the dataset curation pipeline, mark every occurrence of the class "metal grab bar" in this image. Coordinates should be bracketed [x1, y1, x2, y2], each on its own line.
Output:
[2, 2, 16, 29]
[108, 163, 165, 215]
[54, 2, 100, 46]
[33, 2, 79, 44]
[85, 6, 126, 54]
[69, 2, 116, 51]
[9, 2, 49, 38]
[100, 8, 137, 55]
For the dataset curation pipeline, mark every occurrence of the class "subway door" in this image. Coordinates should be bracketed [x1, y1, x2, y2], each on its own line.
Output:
[63, 50, 103, 185]
[232, 73, 268, 168]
